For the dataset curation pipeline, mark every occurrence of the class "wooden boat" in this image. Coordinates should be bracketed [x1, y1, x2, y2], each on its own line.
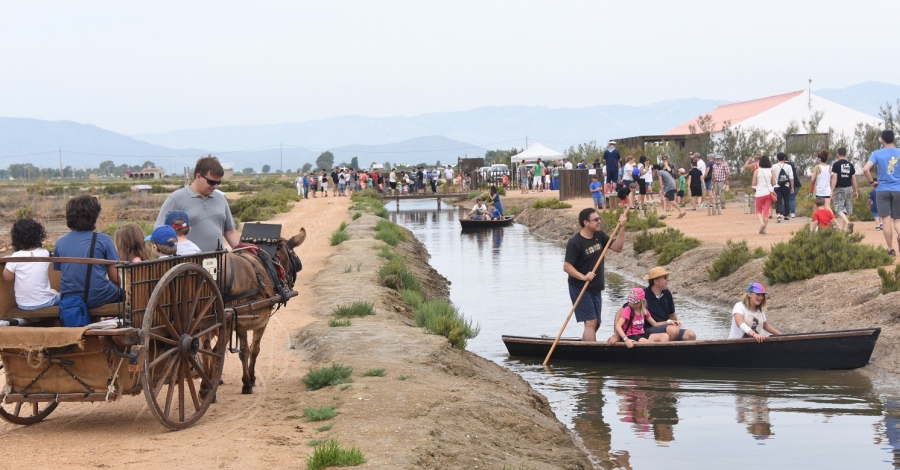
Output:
[459, 215, 515, 228]
[502, 328, 880, 370]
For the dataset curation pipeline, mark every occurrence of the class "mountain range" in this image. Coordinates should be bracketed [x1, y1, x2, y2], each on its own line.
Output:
[2, 81, 899, 172]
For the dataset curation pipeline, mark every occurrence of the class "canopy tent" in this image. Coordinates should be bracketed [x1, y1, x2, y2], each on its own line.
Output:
[510, 142, 564, 163]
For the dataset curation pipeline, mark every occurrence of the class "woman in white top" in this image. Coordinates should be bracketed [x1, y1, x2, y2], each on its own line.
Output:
[389, 169, 397, 195]
[729, 282, 781, 342]
[642, 158, 655, 205]
[753, 155, 776, 235]
[808, 150, 832, 208]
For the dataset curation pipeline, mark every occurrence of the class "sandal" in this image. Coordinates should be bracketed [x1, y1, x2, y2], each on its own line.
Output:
[889, 249, 897, 256]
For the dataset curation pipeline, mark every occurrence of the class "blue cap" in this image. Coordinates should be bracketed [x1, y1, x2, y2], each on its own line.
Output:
[164, 210, 190, 228]
[145, 225, 177, 247]
[747, 282, 766, 294]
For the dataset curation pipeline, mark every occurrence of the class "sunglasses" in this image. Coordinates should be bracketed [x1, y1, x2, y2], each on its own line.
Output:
[588, 217, 601, 222]
[201, 175, 222, 186]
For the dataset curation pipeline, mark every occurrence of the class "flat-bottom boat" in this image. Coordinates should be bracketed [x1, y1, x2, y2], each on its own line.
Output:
[502, 328, 880, 370]
[459, 215, 515, 229]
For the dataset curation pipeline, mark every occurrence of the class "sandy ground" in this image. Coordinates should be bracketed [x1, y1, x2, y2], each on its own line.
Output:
[499, 188, 900, 388]
[1, 192, 592, 469]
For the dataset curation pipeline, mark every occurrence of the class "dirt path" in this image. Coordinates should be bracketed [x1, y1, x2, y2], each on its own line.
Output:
[1, 193, 592, 469]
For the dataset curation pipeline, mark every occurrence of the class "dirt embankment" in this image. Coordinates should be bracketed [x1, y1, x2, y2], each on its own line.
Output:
[506, 194, 900, 386]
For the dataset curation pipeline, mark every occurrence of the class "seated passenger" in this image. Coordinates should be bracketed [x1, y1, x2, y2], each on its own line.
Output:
[115, 222, 151, 262]
[729, 283, 782, 342]
[2, 218, 60, 310]
[467, 200, 489, 220]
[489, 202, 501, 221]
[53, 194, 122, 309]
[165, 210, 202, 255]
[146, 225, 178, 259]
[614, 288, 670, 348]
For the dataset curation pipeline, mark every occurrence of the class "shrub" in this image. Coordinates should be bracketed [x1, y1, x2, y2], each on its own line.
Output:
[852, 188, 874, 221]
[332, 301, 375, 318]
[396, 374, 412, 381]
[352, 212, 362, 220]
[362, 368, 386, 377]
[762, 225, 894, 284]
[413, 299, 480, 349]
[599, 209, 666, 233]
[306, 439, 366, 470]
[532, 198, 572, 209]
[877, 265, 900, 295]
[377, 251, 422, 293]
[229, 186, 300, 222]
[466, 191, 481, 200]
[307, 439, 327, 447]
[314, 423, 333, 432]
[338, 221, 348, 231]
[401, 288, 425, 308]
[303, 405, 338, 422]
[328, 230, 349, 246]
[633, 228, 701, 265]
[707, 240, 768, 281]
[328, 319, 351, 327]
[505, 205, 523, 216]
[303, 363, 354, 391]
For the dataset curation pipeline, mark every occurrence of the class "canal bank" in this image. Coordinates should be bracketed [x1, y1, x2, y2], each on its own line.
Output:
[293, 213, 593, 469]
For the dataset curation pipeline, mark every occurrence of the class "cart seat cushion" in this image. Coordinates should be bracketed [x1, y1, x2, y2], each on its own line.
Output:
[4, 303, 120, 321]
[0, 326, 90, 351]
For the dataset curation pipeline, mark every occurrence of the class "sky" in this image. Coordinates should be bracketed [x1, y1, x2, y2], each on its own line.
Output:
[1, 0, 897, 135]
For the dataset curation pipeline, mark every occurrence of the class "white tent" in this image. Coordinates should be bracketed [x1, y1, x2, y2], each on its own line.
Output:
[510, 142, 565, 163]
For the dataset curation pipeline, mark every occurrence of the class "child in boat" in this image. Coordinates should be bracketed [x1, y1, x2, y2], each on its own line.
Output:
[728, 282, 782, 342]
[614, 288, 670, 348]
[2, 218, 60, 310]
[146, 225, 178, 259]
[115, 223, 152, 262]
[489, 202, 501, 220]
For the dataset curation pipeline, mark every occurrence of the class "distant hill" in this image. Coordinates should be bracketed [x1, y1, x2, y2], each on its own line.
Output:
[816, 81, 900, 117]
[132, 99, 723, 152]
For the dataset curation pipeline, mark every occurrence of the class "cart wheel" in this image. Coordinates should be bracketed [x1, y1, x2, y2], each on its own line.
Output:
[141, 263, 226, 430]
[0, 400, 58, 425]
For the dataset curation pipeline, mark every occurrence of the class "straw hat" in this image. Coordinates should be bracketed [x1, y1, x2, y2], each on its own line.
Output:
[643, 266, 670, 280]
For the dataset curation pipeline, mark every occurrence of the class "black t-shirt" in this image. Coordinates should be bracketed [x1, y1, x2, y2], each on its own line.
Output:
[832, 159, 855, 188]
[643, 287, 675, 323]
[331, 171, 339, 183]
[564, 230, 612, 292]
[688, 168, 703, 188]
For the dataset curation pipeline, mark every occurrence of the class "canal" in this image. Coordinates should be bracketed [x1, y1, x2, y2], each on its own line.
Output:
[391, 200, 900, 469]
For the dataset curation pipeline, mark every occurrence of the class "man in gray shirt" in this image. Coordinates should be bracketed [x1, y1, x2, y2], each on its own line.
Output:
[155, 155, 240, 252]
[653, 165, 686, 218]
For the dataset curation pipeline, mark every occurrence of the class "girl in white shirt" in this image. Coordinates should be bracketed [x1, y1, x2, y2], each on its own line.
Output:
[808, 150, 832, 208]
[729, 282, 782, 342]
[2, 218, 60, 310]
[753, 155, 776, 235]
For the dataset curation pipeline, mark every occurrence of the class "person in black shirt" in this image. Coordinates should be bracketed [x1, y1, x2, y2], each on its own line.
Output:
[608, 266, 697, 343]
[830, 147, 859, 233]
[563, 209, 628, 341]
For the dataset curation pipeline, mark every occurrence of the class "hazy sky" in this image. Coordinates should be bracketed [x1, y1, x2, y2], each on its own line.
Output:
[1, 0, 896, 135]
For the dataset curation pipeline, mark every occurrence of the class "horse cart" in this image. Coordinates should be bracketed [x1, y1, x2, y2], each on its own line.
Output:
[0, 224, 304, 430]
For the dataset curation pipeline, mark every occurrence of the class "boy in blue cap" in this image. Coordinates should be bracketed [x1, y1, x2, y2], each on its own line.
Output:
[146, 225, 178, 258]
[165, 210, 201, 255]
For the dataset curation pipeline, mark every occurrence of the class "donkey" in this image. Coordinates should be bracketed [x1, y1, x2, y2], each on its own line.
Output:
[220, 228, 305, 394]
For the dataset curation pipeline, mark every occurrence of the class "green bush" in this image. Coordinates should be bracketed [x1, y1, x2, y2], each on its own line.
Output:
[306, 439, 366, 470]
[352, 212, 362, 220]
[532, 198, 572, 209]
[414, 299, 480, 349]
[852, 188, 874, 221]
[762, 225, 893, 284]
[328, 319, 351, 327]
[328, 230, 349, 246]
[377, 255, 422, 293]
[303, 363, 354, 391]
[599, 208, 666, 233]
[362, 368, 386, 377]
[229, 186, 300, 222]
[374, 220, 407, 247]
[303, 405, 338, 422]
[400, 288, 425, 309]
[633, 228, 701, 265]
[466, 191, 481, 200]
[332, 301, 375, 318]
[877, 265, 900, 295]
[707, 240, 768, 281]
[505, 205, 523, 216]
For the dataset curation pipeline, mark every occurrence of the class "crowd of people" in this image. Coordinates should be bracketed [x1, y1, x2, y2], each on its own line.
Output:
[292, 165, 473, 199]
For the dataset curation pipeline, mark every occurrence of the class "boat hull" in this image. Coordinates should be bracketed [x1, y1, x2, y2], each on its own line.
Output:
[459, 216, 515, 228]
[502, 328, 880, 370]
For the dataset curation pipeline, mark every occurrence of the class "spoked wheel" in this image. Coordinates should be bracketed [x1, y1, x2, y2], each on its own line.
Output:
[141, 263, 226, 430]
[0, 399, 58, 425]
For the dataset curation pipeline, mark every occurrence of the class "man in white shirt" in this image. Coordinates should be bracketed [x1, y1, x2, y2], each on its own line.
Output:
[564, 159, 573, 170]
[444, 165, 454, 190]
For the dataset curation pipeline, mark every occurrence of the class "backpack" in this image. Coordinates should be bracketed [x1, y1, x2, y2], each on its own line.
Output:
[776, 164, 790, 188]
[789, 162, 801, 189]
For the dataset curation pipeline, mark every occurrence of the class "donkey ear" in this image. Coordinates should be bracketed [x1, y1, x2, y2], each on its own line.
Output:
[287, 228, 306, 249]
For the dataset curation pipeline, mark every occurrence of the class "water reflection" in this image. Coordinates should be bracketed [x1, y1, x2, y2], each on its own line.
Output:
[390, 200, 900, 468]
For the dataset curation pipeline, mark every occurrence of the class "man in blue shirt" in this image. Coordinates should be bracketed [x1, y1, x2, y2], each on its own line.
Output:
[603, 141, 621, 194]
[863, 130, 900, 256]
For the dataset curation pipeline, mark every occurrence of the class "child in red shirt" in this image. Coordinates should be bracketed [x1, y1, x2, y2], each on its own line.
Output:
[811, 197, 835, 230]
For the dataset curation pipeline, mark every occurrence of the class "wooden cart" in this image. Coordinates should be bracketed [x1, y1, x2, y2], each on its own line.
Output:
[0, 252, 231, 430]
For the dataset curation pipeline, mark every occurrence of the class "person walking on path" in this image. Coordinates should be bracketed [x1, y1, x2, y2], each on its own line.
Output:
[687, 160, 703, 211]
[809, 150, 832, 208]
[653, 165, 686, 218]
[711, 155, 730, 209]
[563, 209, 628, 342]
[863, 130, 900, 256]
[532, 159, 545, 193]
[772, 153, 794, 222]
[156, 155, 240, 252]
[754, 155, 776, 235]
[831, 147, 858, 233]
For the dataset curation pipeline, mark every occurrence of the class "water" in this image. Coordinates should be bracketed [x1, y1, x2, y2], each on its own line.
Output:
[390, 200, 900, 469]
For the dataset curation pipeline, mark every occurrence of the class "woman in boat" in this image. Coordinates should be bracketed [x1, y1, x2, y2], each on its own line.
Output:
[729, 282, 782, 342]
[489, 185, 504, 217]
[614, 288, 670, 348]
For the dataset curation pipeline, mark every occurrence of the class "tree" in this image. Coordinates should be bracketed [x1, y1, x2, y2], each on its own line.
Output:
[242, 167, 254, 175]
[142, 160, 156, 169]
[350, 157, 359, 169]
[383, 161, 391, 170]
[315, 151, 335, 171]
[564, 141, 602, 165]
[262, 164, 271, 173]
[99, 160, 116, 177]
[0, 169, 7, 179]
[301, 163, 312, 173]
